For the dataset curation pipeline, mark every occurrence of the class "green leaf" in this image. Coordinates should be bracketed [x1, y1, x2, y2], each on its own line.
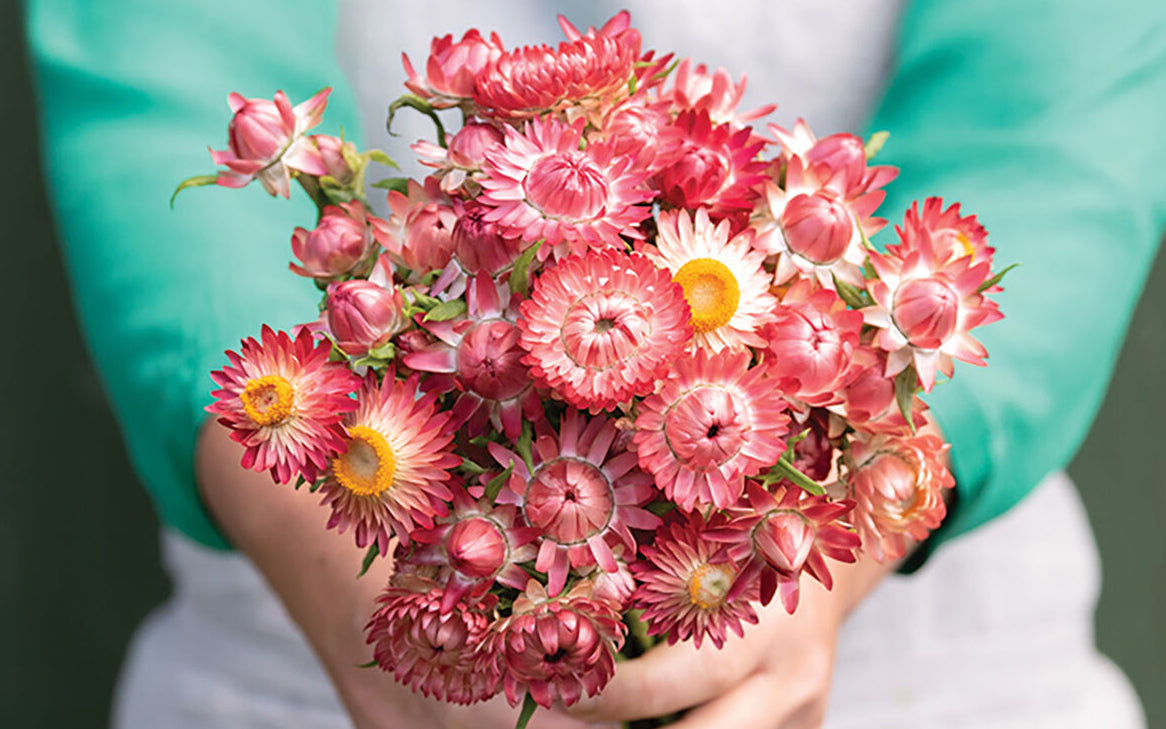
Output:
[894, 366, 919, 435]
[515, 693, 538, 729]
[773, 459, 826, 496]
[294, 475, 308, 491]
[387, 93, 447, 143]
[484, 464, 515, 503]
[977, 262, 1021, 293]
[356, 659, 379, 669]
[457, 458, 489, 475]
[358, 543, 380, 578]
[509, 240, 544, 297]
[169, 174, 217, 208]
[367, 341, 396, 361]
[515, 421, 535, 474]
[366, 149, 398, 169]
[832, 274, 872, 310]
[645, 500, 676, 517]
[864, 131, 890, 161]
[423, 299, 467, 323]
[371, 176, 411, 194]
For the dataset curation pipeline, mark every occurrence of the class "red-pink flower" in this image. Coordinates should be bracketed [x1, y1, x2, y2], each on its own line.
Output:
[485, 580, 625, 708]
[289, 201, 380, 282]
[633, 513, 759, 649]
[846, 432, 953, 563]
[383, 177, 459, 275]
[892, 197, 994, 270]
[413, 122, 505, 194]
[366, 577, 500, 705]
[325, 279, 407, 357]
[633, 349, 789, 510]
[208, 326, 359, 484]
[210, 89, 330, 198]
[318, 373, 458, 553]
[832, 348, 929, 435]
[490, 410, 660, 596]
[518, 249, 692, 412]
[478, 117, 652, 260]
[402, 29, 506, 108]
[661, 58, 775, 129]
[450, 199, 520, 277]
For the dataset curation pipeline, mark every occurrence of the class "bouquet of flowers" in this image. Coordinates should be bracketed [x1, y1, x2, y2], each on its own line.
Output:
[180, 10, 1009, 727]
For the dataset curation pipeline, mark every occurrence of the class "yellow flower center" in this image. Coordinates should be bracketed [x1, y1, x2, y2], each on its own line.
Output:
[673, 258, 740, 334]
[957, 232, 975, 258]
[240, 375, 295, 427]
[333, 425, 396, 497]
[687, 563, 734, 610]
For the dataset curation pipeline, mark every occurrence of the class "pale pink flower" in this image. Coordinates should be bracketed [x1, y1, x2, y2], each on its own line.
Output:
[846, 432, 953, 563]
[210, 89, 330, 198]
[289, 201, 380, 282]
[365, 577, 500, 705]
[383, 177, 459, 276]
[661, 58, 775, 129]
[645, 208, 777, 352]
[633, 349, 789, 510]
[490, 410, 660, 596]
[486, 580, 625, 708]
[402, 29, 506, 108]
[478, 117, 652, 261]
[318, 373, 458, 554]
[518, 249, 692, 412]
[208, 326, 359, 484]
[632, 513, 759, 649]
[325, 279, 407, 357]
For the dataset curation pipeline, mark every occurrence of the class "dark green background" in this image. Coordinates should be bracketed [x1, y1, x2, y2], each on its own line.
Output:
[3, 1, 1163, 726]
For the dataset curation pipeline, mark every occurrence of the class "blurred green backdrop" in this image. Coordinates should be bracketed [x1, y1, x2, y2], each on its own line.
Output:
[2, 1, 1163, 727]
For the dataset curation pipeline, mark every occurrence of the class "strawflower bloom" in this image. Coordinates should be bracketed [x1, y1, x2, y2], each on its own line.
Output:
[645, 208, 777, 352]
[289, 201, 381, 282]
[318, 373, 458, 554]
[633, 513, 759, 649]
[519, 249, 692, 412]
[383, 177, 459, 275]
[892, 197, 994, 269]
[402, 29, 506, 108]
[633, 349, 789, 510]
[210, 89, 330, 198]
[325, 279, 408, 357]
[661, 58, 775, 129]
[208, 325, 359, 484]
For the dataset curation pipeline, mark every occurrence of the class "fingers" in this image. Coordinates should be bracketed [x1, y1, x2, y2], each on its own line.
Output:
[443, 694, 618, 729]
[667, 671, 828, 729]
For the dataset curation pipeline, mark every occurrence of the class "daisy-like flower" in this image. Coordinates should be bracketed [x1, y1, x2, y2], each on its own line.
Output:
[845, 431, 953, 563]
[518, 249, 692, 412]
[644, 208, 777, 352]
[478, 117, 653, 261]
[490, 410, 660, 596]
[632, 349, 789, 510]
[402, 275, 542, 440]
[485, 580, 625, 708]
[318, 373, 458, 554]
[709, 482, 860, 613]
[365, 576, 500, 705]
[632, 513, 759, 649]
[208, 326, 359, 484]
[892, 197, 994, 270]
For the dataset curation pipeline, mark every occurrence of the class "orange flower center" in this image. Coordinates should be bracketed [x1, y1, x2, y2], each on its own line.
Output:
[240, 375, 295, 426]
[687, 562, 734, 610]
[333, 425, 396, 497]
[673, 258, 739, 334]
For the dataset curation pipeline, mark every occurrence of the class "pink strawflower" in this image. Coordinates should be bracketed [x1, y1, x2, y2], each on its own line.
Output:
[710, 483, 860, 613]
[450, 199, 521, 277]
[518, 249, 692, 412]
[632, 513, 759, 649]
[289, 201, 381, 282]
[478, 117, 652, 261]
[598, 100, 685, 175]
[846, 432, 953, 563]
[661, 58, 776, 129]
[892, 197, 994, 269]
[383, 177, 459, 275]
[645, 208, 777, 352]
[310, 134, 358, 185]
[325, 279, 408, 357]
[832, 348, 929, 435]
[210, 89, 330, 198]
[413, 122, 505, 194]
[486, 580, 626, 708]
[490, 410, 660, 596]
[318, 373, 458, 554]
[402, 276, 542, 440]
[365, 577, 501, 705]
[208, 326, 359, 484]
[633, 349, 789, 510]
[402, 29, 506, 108]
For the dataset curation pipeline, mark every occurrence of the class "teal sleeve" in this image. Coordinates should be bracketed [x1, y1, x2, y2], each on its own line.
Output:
[866, 0, 1166, 551]
[26, 0, 360, 549]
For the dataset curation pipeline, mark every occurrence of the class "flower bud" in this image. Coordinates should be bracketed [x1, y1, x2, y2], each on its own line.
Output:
[780, 191, 853, 265]
[446, 517, 507, 579]
[403, 29, 505, 105]
[805, 133, 866, 192]
[312, 134, 356, 185]
[755, 510, 815, 573]
[290, 205, 370, 281]
[326, 280, 406, 356]
[448, 123, 505, 170]
[227, 96, 290, 162]
[892, 277, 959, 349]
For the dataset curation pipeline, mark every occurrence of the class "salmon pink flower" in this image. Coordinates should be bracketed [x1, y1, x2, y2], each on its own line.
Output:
[289, 201, 381, 282]
[486, 580, 625, 708]
[450, 199, 520, 277]
[402, 29, 506, 108]
[310, 134, 357, 186]
[846, 432, 953, 563]
[366, 577, 500, 705]
[208, 326, 360, 484]
[661, 58, 775, 129]
[633, 349, 789, 510]
[645, 208, 777, 352]
[892, 197, 994, 269]
[210, 89, 330, 198]
[325, 279, 407, 357]
[383, 177, 458, 276]
[490, 410, 660, 596]
[413, 123, 505, 194]
[832, 348, 929, 435]
[478, 117, 652, 261]
[599, 100, 685, 174]
[518, 249, 692, 412]
[632, 513, 759, 649]
[318, 373, 458, 554]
